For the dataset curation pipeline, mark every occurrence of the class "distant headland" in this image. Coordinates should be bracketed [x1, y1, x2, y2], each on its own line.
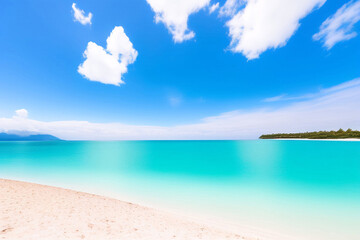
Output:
[0, 133, 61, 141]
[259, 129, 360, 139]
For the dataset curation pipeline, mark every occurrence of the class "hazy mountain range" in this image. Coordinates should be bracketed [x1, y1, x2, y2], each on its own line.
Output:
[0, 132, 61, 141]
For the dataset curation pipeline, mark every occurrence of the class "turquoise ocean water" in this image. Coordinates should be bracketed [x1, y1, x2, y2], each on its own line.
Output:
[1, 140, 359, 239]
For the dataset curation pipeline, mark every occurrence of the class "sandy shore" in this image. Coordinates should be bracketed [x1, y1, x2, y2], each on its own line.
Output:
[0, 179, 252, 240]
[270, 138, 360, 141]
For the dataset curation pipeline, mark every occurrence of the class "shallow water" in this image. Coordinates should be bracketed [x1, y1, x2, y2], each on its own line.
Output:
[1, 140, 359, 239]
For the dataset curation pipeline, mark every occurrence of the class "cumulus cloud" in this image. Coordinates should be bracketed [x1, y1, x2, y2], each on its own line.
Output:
[313, 0, 360, 49]
[72, 3, 92, 25]
[78, 26, 138, 86]
[1, 79, 360, 140]
[209, 2, 220, 14]
[222, 0, 326, 60]
[146, 0, 210, 42]
[14, 109, 28, 119]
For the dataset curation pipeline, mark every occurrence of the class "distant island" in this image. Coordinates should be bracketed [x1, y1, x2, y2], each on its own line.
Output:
[260, 129, 360, 139]
[0, 133, 61, 141]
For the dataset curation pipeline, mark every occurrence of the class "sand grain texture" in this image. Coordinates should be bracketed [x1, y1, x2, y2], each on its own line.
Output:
[0, 179, 247, 240]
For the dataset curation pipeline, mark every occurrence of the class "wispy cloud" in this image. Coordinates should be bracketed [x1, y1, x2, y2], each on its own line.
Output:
[219, 0, 243, 17]
[263, 93, 317, 102]
[1, 79, 360, 140]
[313, 0, 360, 49]
[168, 96, 182, 107]
[72, 3, 92, 25]
[263, 78, 360, 102]
[220, 0, 326, 60]
[78, 26, 138, 86]
[209, 2, 220, 14]
[145, 0, 210, 43]
[263, 94, 288, 103]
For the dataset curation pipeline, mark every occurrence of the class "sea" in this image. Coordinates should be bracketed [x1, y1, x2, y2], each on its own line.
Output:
[0, 140, 359, 240]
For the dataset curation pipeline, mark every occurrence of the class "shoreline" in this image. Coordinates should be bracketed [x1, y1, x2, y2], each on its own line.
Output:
[265, 138, 360, 141]
[0, 178, 287, 240]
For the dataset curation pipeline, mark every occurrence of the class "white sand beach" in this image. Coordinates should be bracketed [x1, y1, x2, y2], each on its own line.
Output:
[0, 179, 253, 240]
[271, 138, 360, 141]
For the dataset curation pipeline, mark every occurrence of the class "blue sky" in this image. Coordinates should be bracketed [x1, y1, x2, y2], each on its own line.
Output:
[0, 0, 360, 139]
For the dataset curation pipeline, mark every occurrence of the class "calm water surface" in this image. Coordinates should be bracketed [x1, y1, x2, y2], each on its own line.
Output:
[1, 140, 359, 240]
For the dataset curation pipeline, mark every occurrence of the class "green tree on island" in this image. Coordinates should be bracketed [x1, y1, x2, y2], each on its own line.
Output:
[259, 129, 360, 139]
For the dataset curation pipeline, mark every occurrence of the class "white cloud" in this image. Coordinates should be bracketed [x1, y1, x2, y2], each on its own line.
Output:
[219, 0, 243, 17]
[222, 0, 326, 60]
[1, 79, 360, 140]
[264, 78, 360, 102]
[14, 109, 28, 119]
[209, 2, 220, 14]
[146, 0, 210, 42]
[313, 0, 360, 49]
[78, 26, 138, 86]
[263, 94, 288, 103]
[72, 3, 92, 25]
